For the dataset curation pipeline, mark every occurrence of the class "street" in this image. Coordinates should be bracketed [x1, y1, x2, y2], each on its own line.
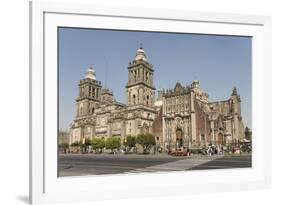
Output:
[58, 154, 251, 177]
[188, 155, 252, 170]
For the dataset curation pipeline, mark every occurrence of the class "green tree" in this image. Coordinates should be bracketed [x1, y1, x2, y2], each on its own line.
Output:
[91, 138, 105, 153]
[58, 143, 69, 153]
[84, 138, 92, 146]
[70, 141, 82, 147]
[124, 135, 136, 153]
[80, 138, 92, 153]
[105, 137, 121, 153]
[70, 141, 82, 153]
[244, 127, 252, 140]
[136, 133, 156, 154]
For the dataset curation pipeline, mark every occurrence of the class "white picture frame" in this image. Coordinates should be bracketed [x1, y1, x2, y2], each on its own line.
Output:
[30, 1, 272, 204]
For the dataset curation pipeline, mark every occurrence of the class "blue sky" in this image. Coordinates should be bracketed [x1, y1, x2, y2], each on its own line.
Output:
[59, 28, 252, 130]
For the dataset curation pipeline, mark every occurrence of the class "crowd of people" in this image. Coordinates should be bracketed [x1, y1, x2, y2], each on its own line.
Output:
[201, 143, 252, 156]
[165, 142, 252, 157]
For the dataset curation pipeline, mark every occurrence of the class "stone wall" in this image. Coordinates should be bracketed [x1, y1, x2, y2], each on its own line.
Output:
[194, 101, 211, 146]
[152, 106, 163, 144]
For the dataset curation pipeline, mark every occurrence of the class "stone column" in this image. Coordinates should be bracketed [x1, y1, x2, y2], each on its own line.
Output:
[121, 121, 126, 137]
[140, 88, 143, 104]
[128, 91, 131, 105]
[140, 67, 143, 81]
[80, 127, 83, 142]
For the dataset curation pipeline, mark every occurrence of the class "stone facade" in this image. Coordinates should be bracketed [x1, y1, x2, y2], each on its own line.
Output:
[59, 130, 70, 144]
[70, 47, 245, 150]
[161, 80, 244, 150]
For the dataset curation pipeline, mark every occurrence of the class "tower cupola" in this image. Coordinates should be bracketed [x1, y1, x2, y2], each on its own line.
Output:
[135, 45, 147, 62]
[85, 66, 96, 80]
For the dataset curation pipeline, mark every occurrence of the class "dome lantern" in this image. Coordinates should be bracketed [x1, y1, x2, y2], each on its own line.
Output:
[85, 66, 96, 80]
[135, 44, 147, 61]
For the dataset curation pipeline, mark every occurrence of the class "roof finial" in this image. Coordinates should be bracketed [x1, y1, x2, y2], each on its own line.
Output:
[140, 43, 143, 49]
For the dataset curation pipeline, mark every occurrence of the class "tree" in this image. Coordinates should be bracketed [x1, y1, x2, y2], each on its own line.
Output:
[124, 135, 136, 153]
[105, 137, 121, 153]
[84, 138, 91, 146]
[91, 138, 105, 153]
[70, 141, 82, 153]
[70, 141, 82, 147]
[136, 133, 156, 154]
[58, 143, 69, 153]
[244, 127, 252, 140]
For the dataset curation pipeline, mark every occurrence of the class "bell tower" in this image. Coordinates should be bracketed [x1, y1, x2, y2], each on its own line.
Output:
[126, 45, 155, 107]
[230, 86, 243, 141]
[76, 66, 102, 118]
[125, 46, 156, 136]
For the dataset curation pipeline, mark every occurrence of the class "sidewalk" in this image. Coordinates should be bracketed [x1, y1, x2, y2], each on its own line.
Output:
[60, 152, 222, 159]
[60, 152, 250, 159]
[124, 155, 223, 173]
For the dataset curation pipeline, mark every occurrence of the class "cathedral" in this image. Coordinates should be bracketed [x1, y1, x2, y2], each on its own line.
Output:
[70, 46, 245, 151]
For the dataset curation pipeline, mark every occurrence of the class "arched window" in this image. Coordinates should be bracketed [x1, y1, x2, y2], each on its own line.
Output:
[146, 72, 149, 81]
[146, 95, 149, 105]
[92, 87, 95, 97]
[133, 94, 136, 105]
[89, 86, 91, 96]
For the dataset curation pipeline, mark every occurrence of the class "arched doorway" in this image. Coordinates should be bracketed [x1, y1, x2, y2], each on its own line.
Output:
[218, 133, 224, 145]
[176, 128, 183, 149]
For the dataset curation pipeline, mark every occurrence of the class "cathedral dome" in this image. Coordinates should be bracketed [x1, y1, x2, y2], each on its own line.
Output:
[135, 46, 147, 61]
[85, 66, 96, 80]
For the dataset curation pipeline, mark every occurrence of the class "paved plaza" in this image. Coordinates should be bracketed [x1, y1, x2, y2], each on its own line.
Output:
[58, 154, 252, 177]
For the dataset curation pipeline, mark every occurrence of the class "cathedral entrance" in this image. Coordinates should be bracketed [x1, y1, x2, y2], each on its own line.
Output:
[218, 133, 225, 145]
[176, 129, 183, 149]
